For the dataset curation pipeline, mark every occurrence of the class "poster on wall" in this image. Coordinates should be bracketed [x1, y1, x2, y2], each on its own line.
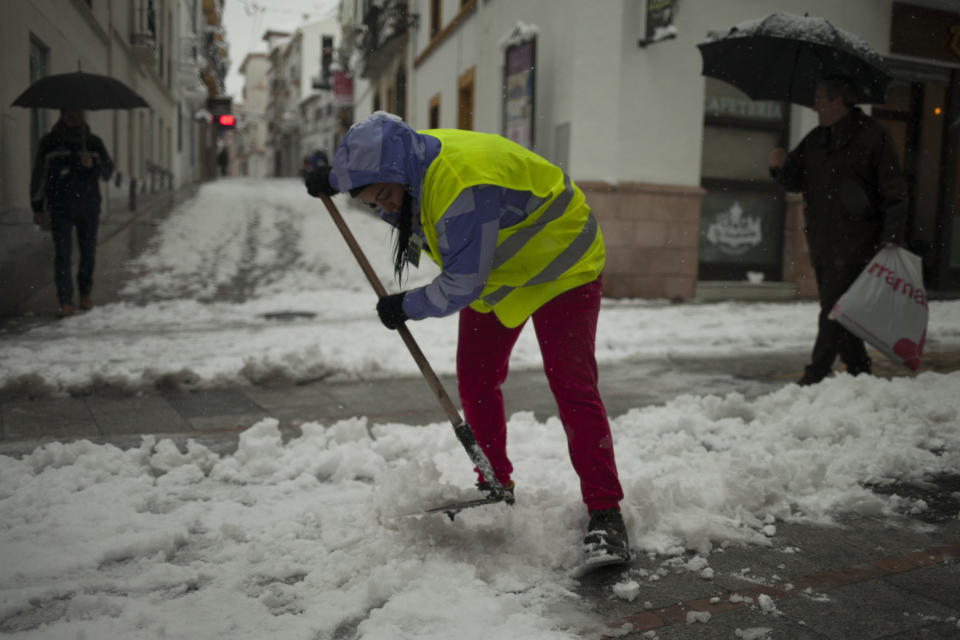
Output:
[503, 37, 536, 149]
[638, 0, 678, 47]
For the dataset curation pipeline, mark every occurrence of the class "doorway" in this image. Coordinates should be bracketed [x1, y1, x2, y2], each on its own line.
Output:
[873, 61, 960, 292]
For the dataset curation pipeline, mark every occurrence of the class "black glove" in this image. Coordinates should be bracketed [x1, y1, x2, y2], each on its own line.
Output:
[305, 165, 337, 198]
[376, 292, 407, 330]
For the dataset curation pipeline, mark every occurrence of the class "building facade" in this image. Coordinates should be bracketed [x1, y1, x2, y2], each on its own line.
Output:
[253, 20, 342, 178]
[236, 52, 270, 178]
[0, 0, 228, 219]
[341, 0, 960, 300]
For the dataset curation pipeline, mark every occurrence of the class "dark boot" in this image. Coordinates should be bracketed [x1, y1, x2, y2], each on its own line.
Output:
[583, 508, 630, 564]
[797, 366, 827, 386]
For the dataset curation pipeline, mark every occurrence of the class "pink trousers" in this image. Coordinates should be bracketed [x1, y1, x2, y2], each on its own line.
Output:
[456, 278, 624, 512]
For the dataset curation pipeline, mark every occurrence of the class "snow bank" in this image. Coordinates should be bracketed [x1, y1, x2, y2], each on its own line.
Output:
[1, 371, 957, 638]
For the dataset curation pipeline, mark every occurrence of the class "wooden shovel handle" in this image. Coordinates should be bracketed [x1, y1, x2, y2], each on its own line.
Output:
[317, 194, 504, 493]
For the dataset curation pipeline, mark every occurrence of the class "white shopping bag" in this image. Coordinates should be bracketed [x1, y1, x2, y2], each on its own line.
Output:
[828, 247, 928, 371]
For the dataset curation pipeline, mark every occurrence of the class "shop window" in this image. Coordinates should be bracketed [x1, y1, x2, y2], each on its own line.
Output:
[698, 78, 788, 282]
[874, 64, 956, 287]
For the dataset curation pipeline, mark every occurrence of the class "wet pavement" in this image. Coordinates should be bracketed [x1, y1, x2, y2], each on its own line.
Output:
[0, 186, 194, 329]
[1, 185, 958, 639]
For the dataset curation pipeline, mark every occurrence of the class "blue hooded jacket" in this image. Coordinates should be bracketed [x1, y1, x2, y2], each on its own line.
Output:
[329, 112, 550, 321]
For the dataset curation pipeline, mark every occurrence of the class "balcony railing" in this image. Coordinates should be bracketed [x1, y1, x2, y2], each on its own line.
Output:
[360, 0, 414, 77]
[361, 0, 410, 55]
[131, 0, 158, 64]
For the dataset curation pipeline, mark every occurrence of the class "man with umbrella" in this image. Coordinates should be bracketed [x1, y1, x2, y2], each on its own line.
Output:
[768, 75, 909, 385]
[698, 13, 910, 385]
[29, 109, 114, 317]
[15, 69, 145, 318]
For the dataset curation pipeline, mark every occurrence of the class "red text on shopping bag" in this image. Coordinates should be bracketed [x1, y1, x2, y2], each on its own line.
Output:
[829, 247, 928, 371]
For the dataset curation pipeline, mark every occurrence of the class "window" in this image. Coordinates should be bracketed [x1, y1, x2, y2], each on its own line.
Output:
[28, 35, 49, 163]
[457, 67, 475, 131]
[429, 94, 440, 129]
[320, 35, 334, 88]
[430, 0, 441, 37]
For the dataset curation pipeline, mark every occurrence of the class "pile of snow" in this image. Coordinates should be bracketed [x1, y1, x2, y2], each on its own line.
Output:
[2, 369, 958, 637]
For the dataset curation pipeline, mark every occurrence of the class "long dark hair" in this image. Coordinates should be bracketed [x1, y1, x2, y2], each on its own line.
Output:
[392, 191, 414, 284]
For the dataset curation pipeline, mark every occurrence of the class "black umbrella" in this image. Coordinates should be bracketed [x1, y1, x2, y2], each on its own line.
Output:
[697, 13, 893, 108]
[11, 71, 148, 111]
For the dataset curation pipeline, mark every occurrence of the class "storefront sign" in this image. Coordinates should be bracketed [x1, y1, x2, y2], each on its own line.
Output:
[503, 38, 536, 149]
[705, 96, 783, 121]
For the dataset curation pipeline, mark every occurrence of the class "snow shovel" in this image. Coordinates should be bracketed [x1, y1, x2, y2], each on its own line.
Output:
[316, 194, 508, 514]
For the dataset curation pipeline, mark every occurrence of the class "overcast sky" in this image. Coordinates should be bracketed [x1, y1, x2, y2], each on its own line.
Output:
[222, 0, 340, 99]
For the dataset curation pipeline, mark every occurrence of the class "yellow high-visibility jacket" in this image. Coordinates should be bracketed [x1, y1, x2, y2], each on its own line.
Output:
[418, 129, 604, 328]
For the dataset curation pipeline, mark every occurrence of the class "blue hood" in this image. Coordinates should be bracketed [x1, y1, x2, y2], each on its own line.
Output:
[329, 112, 434, 200]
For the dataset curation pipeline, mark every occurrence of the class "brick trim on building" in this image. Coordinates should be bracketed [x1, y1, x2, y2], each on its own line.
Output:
[579, 181, 705, 300]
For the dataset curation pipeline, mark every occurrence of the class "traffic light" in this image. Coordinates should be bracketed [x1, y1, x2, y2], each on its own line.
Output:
[207, 96, 234, 136]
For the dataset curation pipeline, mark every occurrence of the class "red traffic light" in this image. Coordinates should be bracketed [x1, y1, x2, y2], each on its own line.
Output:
[217, 114, 235, 127]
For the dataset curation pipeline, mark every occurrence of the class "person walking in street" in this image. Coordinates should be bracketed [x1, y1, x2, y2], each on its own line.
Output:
[30, 109, 114, 318]
[217, 146, 229, 177]
[769, 76, 909, 386]
[305, 112, 629, 564]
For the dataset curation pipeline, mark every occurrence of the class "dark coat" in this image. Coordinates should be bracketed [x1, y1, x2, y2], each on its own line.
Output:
[771, 107, 908, 270]
[30, 120, 114, 214]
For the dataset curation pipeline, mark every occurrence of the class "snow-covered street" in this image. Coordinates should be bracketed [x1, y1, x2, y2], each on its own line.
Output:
[1, 179, 959, 638]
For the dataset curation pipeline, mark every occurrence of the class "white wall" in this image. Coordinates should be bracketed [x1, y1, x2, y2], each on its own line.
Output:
[298, 19, 342, 93]
[0, 1, 111, 213]
[0, 0, 207, 216]
[403, 0, 960, 191]
[238, 53, 270, 179]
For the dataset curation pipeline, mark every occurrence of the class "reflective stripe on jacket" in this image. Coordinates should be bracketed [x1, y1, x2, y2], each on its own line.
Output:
[419, 129, 604, 328]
